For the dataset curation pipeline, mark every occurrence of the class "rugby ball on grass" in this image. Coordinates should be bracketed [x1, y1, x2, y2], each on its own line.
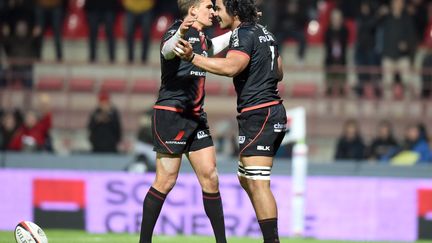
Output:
[14, 221, 48, 243]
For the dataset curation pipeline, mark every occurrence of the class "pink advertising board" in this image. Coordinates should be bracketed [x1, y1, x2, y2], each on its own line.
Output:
[0, 169, 431, 242]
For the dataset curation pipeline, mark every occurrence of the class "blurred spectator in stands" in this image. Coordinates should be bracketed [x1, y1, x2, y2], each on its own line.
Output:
[380, 0, 417, 99]
[336, 0, 362, 20]
[324, 9, 348, 97]
[132, 109, 155, 172]
[275, 0, 312, 63]
[3, 19, 40, 88]
[354, 0, 381, 97]
[8, 95, 52, 151]
[421, 41, 432, 98]
[407, 0, 428, 46]
[367, 120, 399, 161]
[153, 0, 179, 18]
[0, 0, 6, 21]
[84, 0, 121, 63]
[88, 92, 122, 153]
[122, 0, 155, 63]
[0, 14, 5, 87]
[334, 119, 366, 161]
[256, 0, 277, 33]
[33, 0, 66, 61]
[389, 123, 431, 164]
[3, 0, 34, 31]
[418, 122, 429, 143]
[0, 110, 22, 150]
[1, 0, 36, 87]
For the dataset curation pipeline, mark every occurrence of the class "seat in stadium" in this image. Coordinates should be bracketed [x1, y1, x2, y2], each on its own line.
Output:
[68, 78, 95, 92]
[36, 77, 64, 91]
[362, 83, 377, 100]
[130, 79, 159, 93]
[290, 83, 318, 98]
[100, 79, 128, 93]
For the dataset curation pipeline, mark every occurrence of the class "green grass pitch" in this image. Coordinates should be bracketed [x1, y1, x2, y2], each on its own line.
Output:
[2, 230, 432, 243]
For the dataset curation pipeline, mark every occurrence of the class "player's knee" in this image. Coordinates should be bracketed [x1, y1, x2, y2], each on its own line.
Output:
[199, 167, 219, 191]
[245, 179, 269, 193]
[154, 175, 177, 193]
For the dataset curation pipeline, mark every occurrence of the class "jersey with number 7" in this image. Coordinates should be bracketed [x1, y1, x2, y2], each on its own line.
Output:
[228, 22, 282, 113]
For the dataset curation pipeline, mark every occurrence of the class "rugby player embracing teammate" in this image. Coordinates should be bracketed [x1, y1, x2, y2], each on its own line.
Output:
[174, 0, 286, 242]
[138, 0, 232, 242]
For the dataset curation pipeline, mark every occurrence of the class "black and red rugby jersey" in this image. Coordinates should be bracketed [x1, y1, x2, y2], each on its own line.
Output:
[155, 20, 212, 115]
[228, 22, 282, 113]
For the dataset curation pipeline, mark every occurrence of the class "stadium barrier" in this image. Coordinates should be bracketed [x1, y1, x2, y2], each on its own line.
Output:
[1, 168, 432, 241]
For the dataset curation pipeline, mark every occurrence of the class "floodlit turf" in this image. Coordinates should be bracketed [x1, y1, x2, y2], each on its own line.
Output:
[2, 230, 432, 243]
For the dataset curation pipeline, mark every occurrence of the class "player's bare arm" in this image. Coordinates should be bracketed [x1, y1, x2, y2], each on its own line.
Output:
[161, 15, 196, 60]
[174, 38, 249, 77]
[277, 56, 283, 81]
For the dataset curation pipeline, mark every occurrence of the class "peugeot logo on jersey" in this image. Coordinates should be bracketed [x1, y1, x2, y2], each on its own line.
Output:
[190, 71, 206, 76]
[197, 131, 209, 139]
[238, 136, 245, 144]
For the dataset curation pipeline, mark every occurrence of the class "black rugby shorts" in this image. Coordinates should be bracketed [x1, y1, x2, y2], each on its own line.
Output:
[152, 109, 213, 154]
[237, 104, 287, 156]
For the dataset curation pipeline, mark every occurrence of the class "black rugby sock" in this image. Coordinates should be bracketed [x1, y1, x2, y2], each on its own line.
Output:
[203, 191, 227, 243]
[139, 187, 167, 243]
[258, 218, 280, 243]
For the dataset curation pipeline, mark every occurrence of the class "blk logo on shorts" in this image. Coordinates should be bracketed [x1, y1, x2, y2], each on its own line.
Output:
[257, 145, 271, 151]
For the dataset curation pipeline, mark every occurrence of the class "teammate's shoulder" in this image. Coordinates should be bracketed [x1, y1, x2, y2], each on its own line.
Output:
[237, 22, 256, 30]
[236, 22, 261, 35]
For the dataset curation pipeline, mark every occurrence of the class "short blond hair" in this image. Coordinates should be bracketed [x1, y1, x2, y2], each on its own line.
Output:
[177, 0, 202, 18]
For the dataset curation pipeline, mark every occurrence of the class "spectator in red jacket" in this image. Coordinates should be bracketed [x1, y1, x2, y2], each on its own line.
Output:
[8, 94, 52, 151]
[8, 109, 52, 151]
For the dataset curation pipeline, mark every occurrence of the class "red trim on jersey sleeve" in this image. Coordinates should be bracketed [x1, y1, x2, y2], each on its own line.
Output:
[153, 105, 184, 113]
[227, 50, 250, 59]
